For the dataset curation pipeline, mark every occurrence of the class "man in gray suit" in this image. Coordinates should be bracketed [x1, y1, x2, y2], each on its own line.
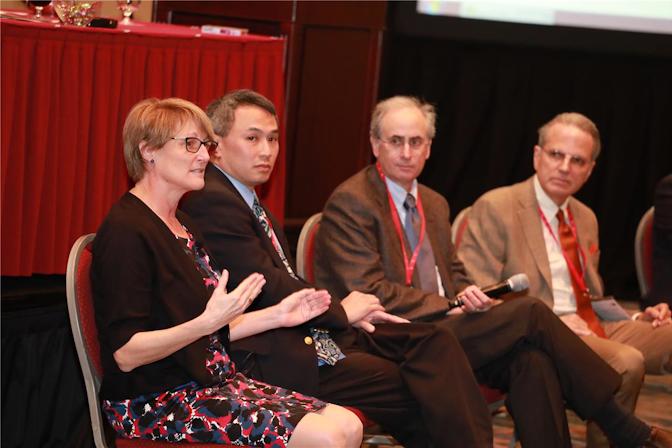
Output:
[458, 112, 672, 447]
[315, 96, 672, 448]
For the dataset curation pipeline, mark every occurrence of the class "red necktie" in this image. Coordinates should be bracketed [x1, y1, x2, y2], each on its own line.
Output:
[556, 209, 606, 338]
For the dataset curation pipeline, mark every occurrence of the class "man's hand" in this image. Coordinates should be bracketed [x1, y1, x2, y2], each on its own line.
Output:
[457, 285, 495, 313]
[637, 303, 672, 328]
[353, 310, 410, 333]
[559, 313, 594, 336]
[341, 291, 385, 324]
[276, 288, 331, 328]
[340, 291, 409, 332]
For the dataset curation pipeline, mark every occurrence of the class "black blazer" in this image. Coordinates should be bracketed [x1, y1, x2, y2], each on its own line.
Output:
[180, 163, 350, 395]
[93, 193, 227, 399]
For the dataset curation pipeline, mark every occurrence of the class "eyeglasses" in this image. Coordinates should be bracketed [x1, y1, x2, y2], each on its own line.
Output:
[171, 137, 218, 153]
[540, 147, 590, 168]
[379, 136, 428, 151]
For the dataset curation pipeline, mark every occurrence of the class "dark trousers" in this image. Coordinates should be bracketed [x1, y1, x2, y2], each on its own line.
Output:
[320, 322, 493, 448]
[437, 296, 622, 448]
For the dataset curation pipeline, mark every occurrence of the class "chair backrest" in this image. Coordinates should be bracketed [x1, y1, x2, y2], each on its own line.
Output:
[65, 234, 241, 448]
[451, 206, 472, 249]
[296, 213, 323, 283]
[66, 233, 107, 448]
[635, 206, 655, 298]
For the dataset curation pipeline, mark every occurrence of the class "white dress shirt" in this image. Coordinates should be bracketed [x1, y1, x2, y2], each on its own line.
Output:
[533, 175, 578, 315]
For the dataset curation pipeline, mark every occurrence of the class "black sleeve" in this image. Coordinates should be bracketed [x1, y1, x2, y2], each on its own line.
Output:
[92, 206, 218, 392]
[92, 216, 156, 353]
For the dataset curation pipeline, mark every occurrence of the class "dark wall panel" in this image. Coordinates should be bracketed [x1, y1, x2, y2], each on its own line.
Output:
[380, 30, 672, 300]
[287, 26, 380, 219]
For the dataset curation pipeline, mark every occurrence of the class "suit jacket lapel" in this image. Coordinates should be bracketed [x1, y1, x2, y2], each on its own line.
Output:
[215, 168, 288, 271]
[366, 166, 412, 286]
[421, 188, 451, 289]
[265, 203, 297, 269]
[570, 199, 590, 254]
[568, 199, 602, 295]
[517, 178, 554, 291]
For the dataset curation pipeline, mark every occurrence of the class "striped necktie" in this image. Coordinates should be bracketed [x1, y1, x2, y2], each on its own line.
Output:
[252, 196, 298, 280]
[252, 196, 344, 365]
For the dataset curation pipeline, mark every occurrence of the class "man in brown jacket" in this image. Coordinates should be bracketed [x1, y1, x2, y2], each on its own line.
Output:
[458, 112, 672, 447]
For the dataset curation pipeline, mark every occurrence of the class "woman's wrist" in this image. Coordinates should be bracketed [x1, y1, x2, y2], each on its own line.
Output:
[193, 310, 221, 336]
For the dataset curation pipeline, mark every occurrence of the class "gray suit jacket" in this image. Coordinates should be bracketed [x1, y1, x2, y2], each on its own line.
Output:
[314, 165, 471, 322]
[458, 176, 604, 309]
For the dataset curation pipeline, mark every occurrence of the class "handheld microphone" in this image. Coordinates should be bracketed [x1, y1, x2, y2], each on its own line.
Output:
[448, 273, 530, 309]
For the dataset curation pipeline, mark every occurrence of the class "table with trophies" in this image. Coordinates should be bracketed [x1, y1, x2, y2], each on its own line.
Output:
[0, 5, 288, 276]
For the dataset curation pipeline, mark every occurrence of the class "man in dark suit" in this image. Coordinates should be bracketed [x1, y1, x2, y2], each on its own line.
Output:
[313, 95, 671, 447]
[180, 90, 494, 448]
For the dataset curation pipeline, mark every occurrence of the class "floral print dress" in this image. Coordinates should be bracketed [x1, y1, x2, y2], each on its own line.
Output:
[102, 228, 327, 447]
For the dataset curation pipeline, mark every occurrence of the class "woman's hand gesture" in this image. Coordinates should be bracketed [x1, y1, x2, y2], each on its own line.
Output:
[202, 270, 266, 333]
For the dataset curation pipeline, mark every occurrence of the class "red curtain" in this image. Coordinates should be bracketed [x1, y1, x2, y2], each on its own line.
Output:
[1, 21, 286, 276]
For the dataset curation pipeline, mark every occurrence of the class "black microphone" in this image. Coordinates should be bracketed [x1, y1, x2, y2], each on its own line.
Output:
[448, 273, 530, 309]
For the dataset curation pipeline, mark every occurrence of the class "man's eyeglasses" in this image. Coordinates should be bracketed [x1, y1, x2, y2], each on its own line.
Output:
[540, 147, 590, 168]
[171, 137, 218, 153]
[379, 136, 428, 151]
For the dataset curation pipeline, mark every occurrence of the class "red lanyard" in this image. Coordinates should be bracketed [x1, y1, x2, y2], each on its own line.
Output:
[538, 206, 589, 292]
[376, 162, 426, 286]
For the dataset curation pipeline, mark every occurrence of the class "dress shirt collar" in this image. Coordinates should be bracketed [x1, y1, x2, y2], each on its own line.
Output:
[213, 163, 257, 210]
[534, 174, 570, 222]
[385, 177, 418, 214]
